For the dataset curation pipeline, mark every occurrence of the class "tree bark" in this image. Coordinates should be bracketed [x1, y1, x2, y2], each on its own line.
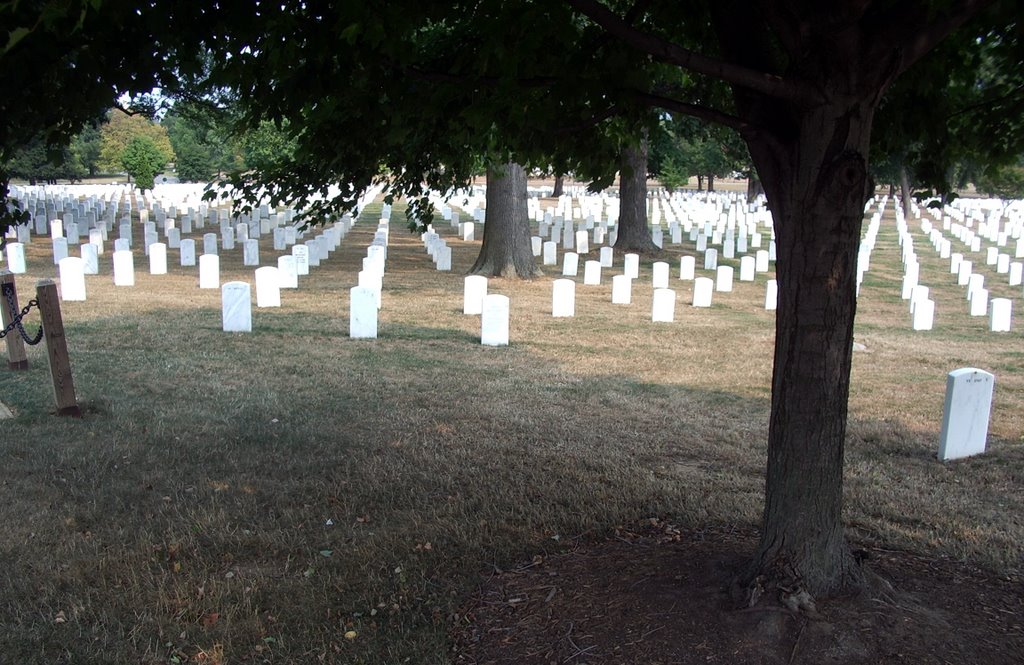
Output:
[744, 97, 875, 598]
[746, 174, 764, 203]
[470, 161, 541, 278]
[899, 163, 912, 219]
[707, 173, 715, 192]
[613, 136, 659, 254]
[696, 174, 703, 190]
[552, 174, 564, 198]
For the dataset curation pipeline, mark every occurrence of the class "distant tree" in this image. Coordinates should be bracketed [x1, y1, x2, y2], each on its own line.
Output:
[974, 159, 1024, 199]
[99, 111, 174, 173]
[240, 120, 297, 173]
[5, 135, 85, 184]
[71, 124, 104, 177]
[120, 136, 166, 191]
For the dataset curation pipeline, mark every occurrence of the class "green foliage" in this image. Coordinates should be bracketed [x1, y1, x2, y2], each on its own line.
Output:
[5, 135, 85, 183]
[974, 161, 1024, 199]
[99, 110, 175, 173]
[120, 135, 166, 191]
[71, 124, 103, 177]
[240, 121, 298, 173]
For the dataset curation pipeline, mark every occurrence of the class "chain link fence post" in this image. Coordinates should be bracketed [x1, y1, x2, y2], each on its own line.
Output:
[35, 279, 80, 417]
[1, 270, 29, 370]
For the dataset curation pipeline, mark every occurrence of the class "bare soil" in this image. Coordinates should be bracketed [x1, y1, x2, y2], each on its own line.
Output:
[453, 522, 1024, 665]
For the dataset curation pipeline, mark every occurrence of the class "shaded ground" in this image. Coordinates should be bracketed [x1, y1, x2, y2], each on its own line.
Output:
[453, 523, 1024, 664]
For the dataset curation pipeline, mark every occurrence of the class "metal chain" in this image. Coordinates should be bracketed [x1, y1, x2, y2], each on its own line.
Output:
[1, 287, 43, 345]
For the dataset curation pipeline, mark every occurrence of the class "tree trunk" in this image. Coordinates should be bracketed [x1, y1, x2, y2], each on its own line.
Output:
[696, 174, 703, 190]
[899, 164, 912, 219]
[743, 98, 875, 598]
[552, 174, 564, 198]
[746, 174, 764, 203]
[707, 173, 715, 192]
[613, 136, 658, 254]
[470, 161, 540, 278]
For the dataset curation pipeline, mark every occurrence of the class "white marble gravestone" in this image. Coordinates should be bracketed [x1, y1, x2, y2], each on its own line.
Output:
[611, 274, 632, 304]
[624, 253, 640, 279]
[552, 279, 575, 317]
[461, 222, 475, 241]
[990, 298, 1012, 332]
[583, 260, 602, 285]
[938, 368, 994, 461]
[58, 257, 86, 301]
[716, 265, 734, 292]
[969, 289, 988, 317]
[113, 249, 135, 286]
[204, 233, 218, 255]
[114, 238, 130, 253]
[600, 246, 614, 268]
[255, 267, 281, 307]
[243, 239, 260, 266]
[562, 252, 579, 277]
[912, 298, 935, 331]
[167, 228, 181, 249]
[464, 275, 488, 315]
[765, 279, 778, 311]
[651, 288, 676, 322]
[199, 254, 220, 289]
[679, 255, 695, 280]
[52, 237, 69, 265]
[292, 245, 310, 276]
[575, 230, 589, 254]
[739, 256, 756, 282]
[480, 294, 510, 346]
[88, 229, 104, 254]
[692, 277, 714, 307]
[80, 243, 98, 275]
[180, 239, 196, 267]
[652, 261, 669, 289]
[542, 241, 558, 266]
[531, 235, 542, 256]
[5, 243, 26, 273]
[349, 286, 378, 339]
[1009, 262, 1023, 287]
[278, 255, 299, 289]
[149, 243, 168, 275]
[221, 281, 252, 332]
[755, 250, 770, 273]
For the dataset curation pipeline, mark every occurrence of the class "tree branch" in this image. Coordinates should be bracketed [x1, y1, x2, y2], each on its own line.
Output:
[628, 90, 757, 136]
[566, 0, 821, 105]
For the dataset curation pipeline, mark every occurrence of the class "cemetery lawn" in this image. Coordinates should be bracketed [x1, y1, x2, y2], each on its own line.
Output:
[1, 197, 1022, 664]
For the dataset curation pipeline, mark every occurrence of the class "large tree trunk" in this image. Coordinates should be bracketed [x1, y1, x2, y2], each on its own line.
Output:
[613, 136, 658, 254]
[470, 161, 540, 278]
[743, 98, 875, 598]
[696, 174, 703, 190]
[552, 173, 564, 198]
[707, 173, 715, 192]
[746, 174, 764, 203]
[899, 163, 912, 219]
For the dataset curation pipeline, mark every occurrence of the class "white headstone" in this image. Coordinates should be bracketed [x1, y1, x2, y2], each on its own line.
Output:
[461, 222, 475, 241]
[204, 233, 218, 255]
[562, 252, 579, 277]
[651, 288, 676, 322]
[80, 243, 98, 275]
[703, 248, 718, 270]
[611, 274, 632, 304]
[278, 255, 299, 289]
[679, 255, 695, 280]
[552, 279, 575, 317]
[542, 241, 557, 266]
[199, 254, 220, 289]
[938, 368, 994, 461]
[755, 250, 770, 273]
[243, 239, 260, 266]
[575, 230, 589, 254]
[583, 260, 602, 285]
[692, 277, 714, 307]
[58, 257, 86, 301]
[221, 282, 252, 332]
[531, 235, 542, 256]
[52, 237, 69, 265]
[5, 243, 26, 273]
[624, 253, 640, 279]
[599, 246, 614, 268]
[969, 288, 988, 317]
[990, 298, 1012, 332]
[652, 261, 669, 289]
[765, 279, 778, 311]
[716, 265, 734, 292]
[480, 294, 510, 346]
[88, 229, 104, 254]
[255, 267, 282, 307]
[739, 256, 756, 281]
[149, 243, 168, 275]
[912, 298, 935, 331]
[349, 286, 378, 339]
[180, 239, 196, 266]
[1009, 262, 1023, 287]
[292, 244, 310, 275]
[113, 250, 135, 286]
[114, 238, 130, 252]
[463, 275, 488, 315]
[167, 228, 181, 249]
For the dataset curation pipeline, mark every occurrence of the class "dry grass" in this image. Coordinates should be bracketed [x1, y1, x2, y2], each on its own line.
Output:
[0, 194, 1021, 663]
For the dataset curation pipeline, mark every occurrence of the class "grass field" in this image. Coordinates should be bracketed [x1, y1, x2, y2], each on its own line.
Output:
[0, 193, 1021, 663]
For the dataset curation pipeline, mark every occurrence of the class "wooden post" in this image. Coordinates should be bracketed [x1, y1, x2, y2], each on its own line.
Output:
[35, 279, 81, 417]
[1, 270, 29, 370]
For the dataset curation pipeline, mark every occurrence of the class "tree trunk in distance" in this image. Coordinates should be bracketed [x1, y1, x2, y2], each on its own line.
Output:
[697, 174, 703, 190]
[613, 137, 659, 255]
[744, 97, 874, 599]
[707, 174, 715, 192]
[552, 174, 564, 198]
[899, 164, 912, 219]
[470, 161, 540, 279]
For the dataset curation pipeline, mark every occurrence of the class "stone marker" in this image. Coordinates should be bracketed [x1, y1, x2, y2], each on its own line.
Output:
[912, 298, 935, 331]
[739, 256, 756, 281]
[52, 237, 69, 265]
[755, 250, 770, 273]
[611, 274, 632, 304]
[938, 367, 994, 461]
[652, 261, 669, 289]
[114, 238, 130, 252]
[480, 294, 510, 346]
[80, 243, 98, 275]
[349, 286, 378, 339]
[531, 235, 542, 256]
[575, 230, 589, 254]
[243, 239, 260, 266]
[113, 250, 134, 286]
[765, 279, 778, 311]
[463, 275, 488, 315]
[679, 255, 695, 280]
[542, 241, 557, 266]
[199, 254, 220, 289]
[651, 288, 676, 322]
[278, 256, 299, 289]
[204, 233, 218, 255]
[562, 252, 579, 277]
[5, 243, 26, 274]
[624, 253, 640, 279]
[693, 277, 714, 307]
[180, 239, 196, 266]
[292, 244, 310, 275]
[716, 265, 734, 292]
[704, 248, 718, 270]
[599, 246, 614, 268]
[255, 267, 282, 307]
[221, 281, 252, 332]
[990, 298, 1012, 332]
[149, 243, 168, 275]
[969, 288, 988, 317]
[58, 257, 86, 301]
[583, 260, 602, 285]
[552, 278, 575, 317]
